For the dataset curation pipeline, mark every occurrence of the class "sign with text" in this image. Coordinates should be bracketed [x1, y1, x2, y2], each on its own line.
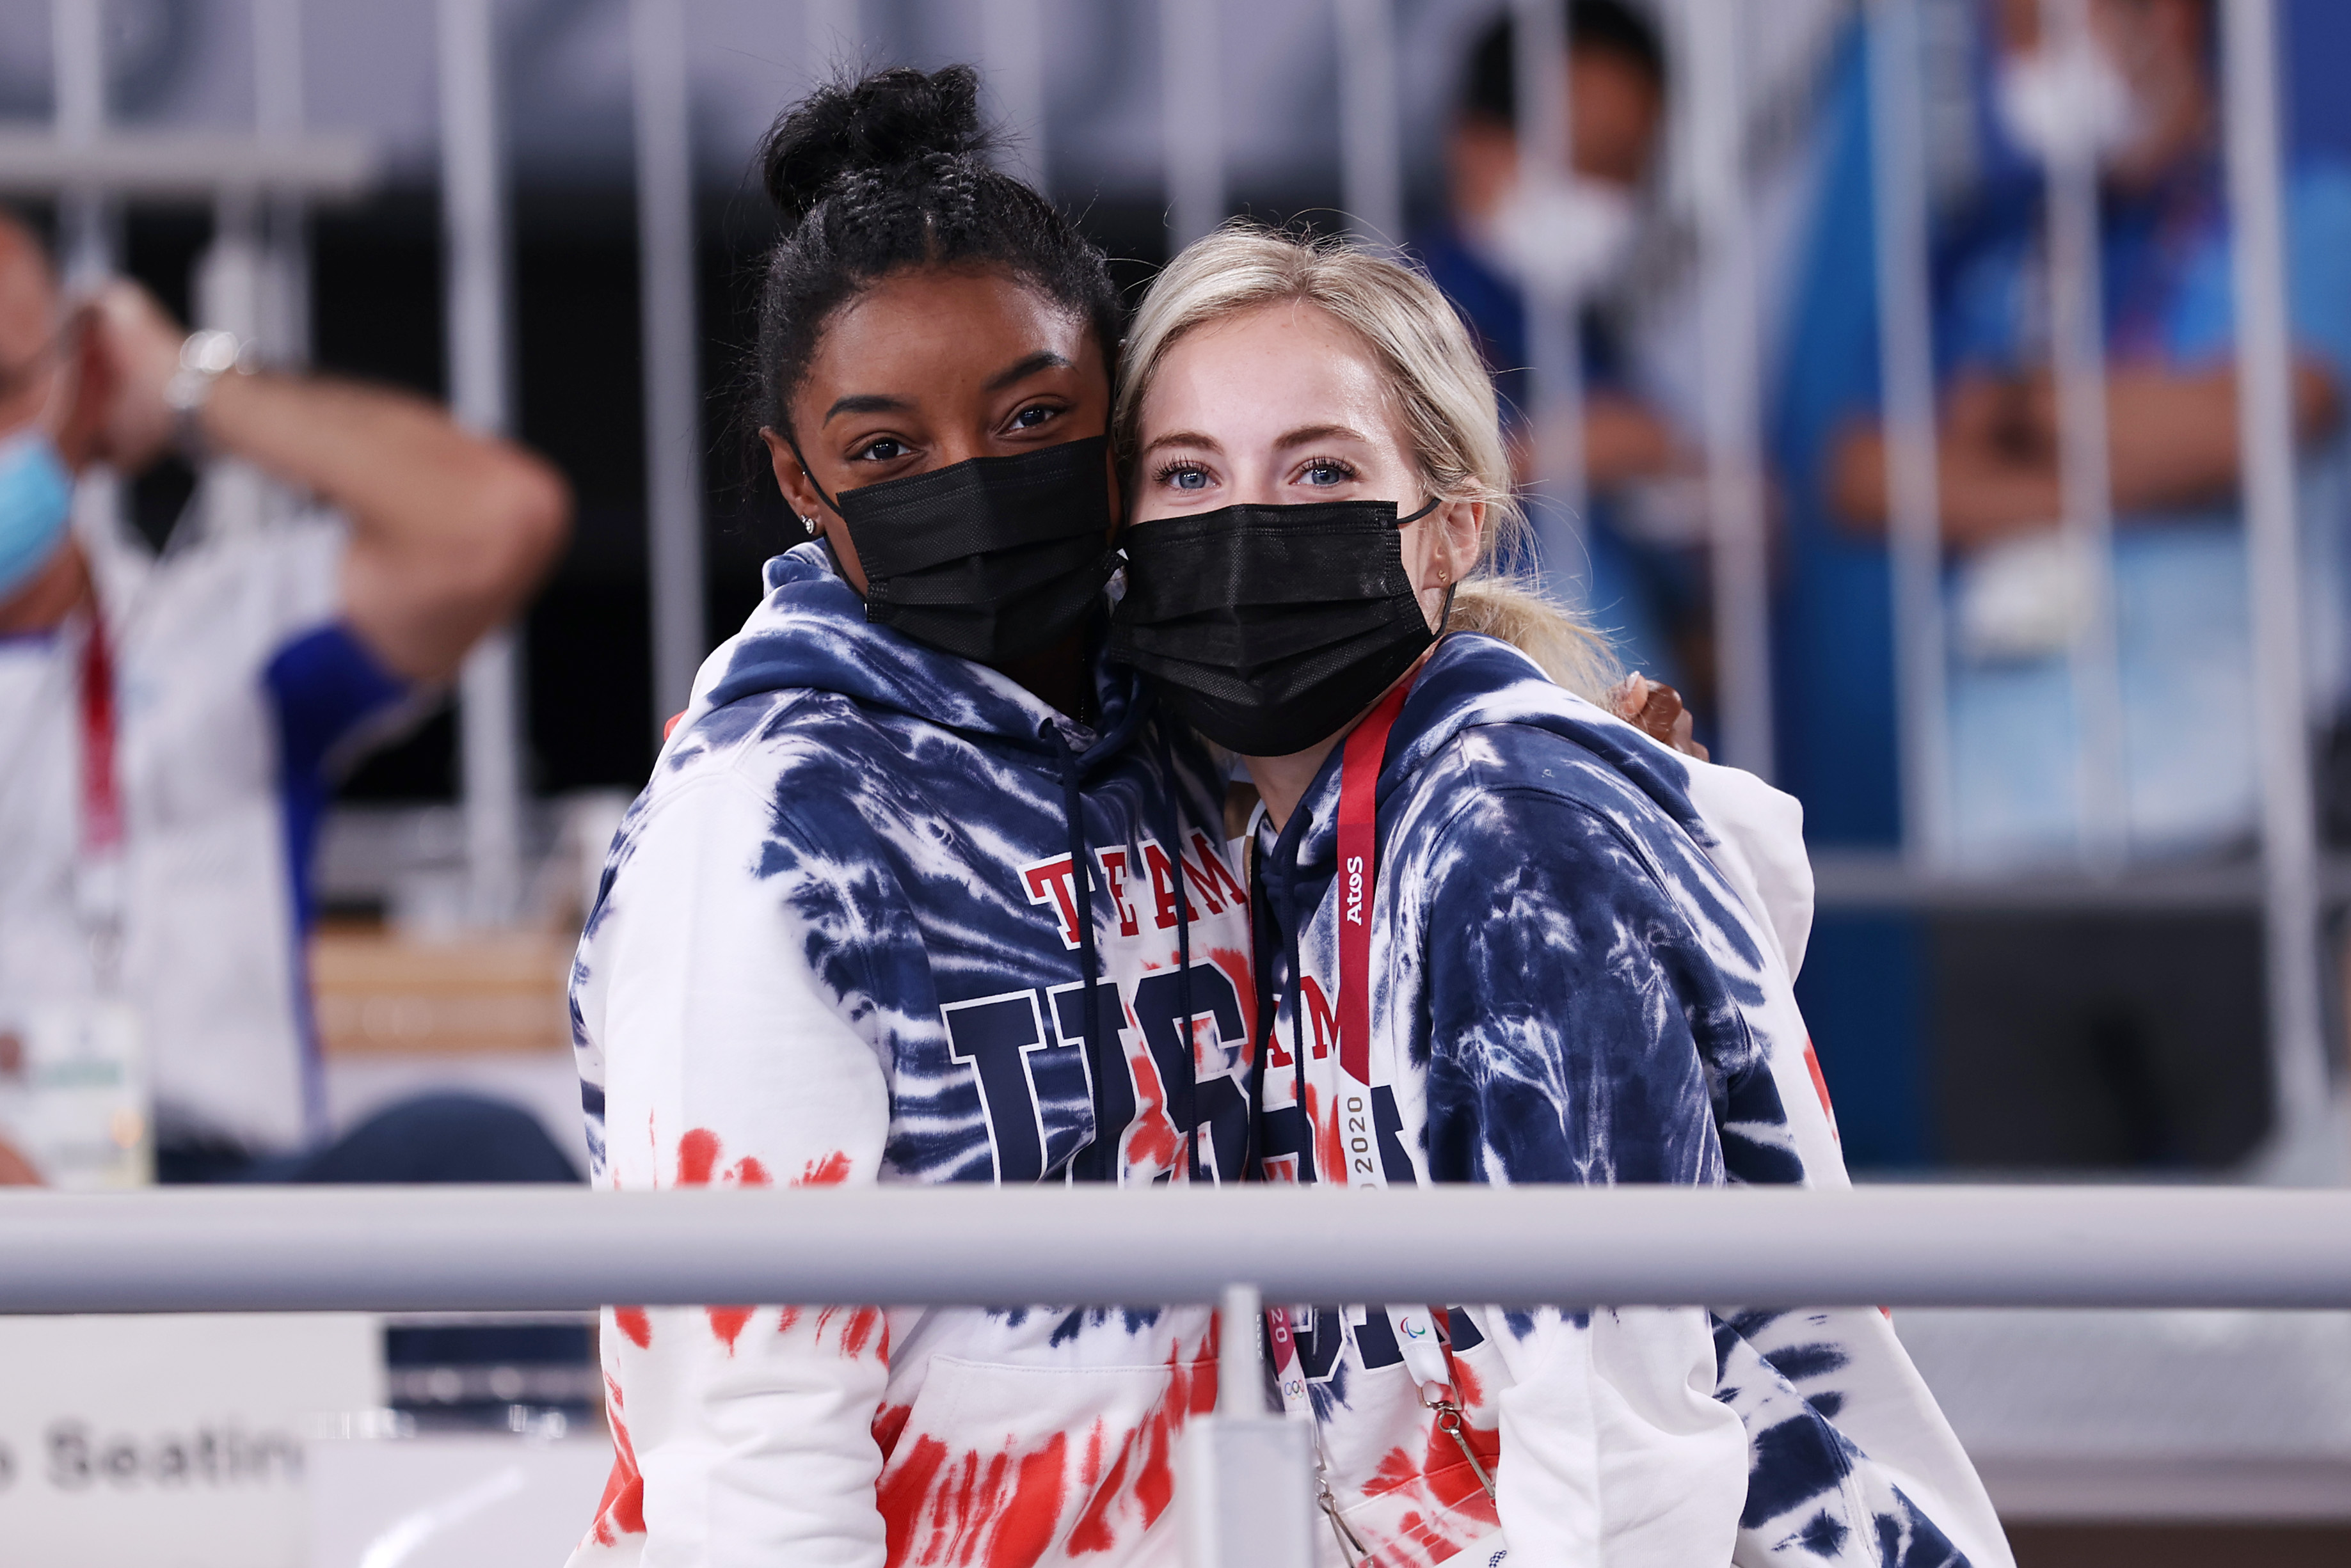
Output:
[0, 1313, 381, 1568]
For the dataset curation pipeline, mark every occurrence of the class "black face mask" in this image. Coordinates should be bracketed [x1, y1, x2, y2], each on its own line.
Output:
[1109, 496, 1444, 755]
[789, 432, 1117, 665]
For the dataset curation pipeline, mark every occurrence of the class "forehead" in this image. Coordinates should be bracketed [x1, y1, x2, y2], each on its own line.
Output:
[809, 267, 1092, 381]
[1145, 300, 1392, 425]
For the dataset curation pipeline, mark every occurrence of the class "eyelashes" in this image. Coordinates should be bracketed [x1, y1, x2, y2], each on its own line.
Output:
[1149, 455, 1359, 489]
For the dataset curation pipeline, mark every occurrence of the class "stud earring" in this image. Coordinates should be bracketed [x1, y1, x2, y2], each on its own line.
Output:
[801, 514, 820, 537]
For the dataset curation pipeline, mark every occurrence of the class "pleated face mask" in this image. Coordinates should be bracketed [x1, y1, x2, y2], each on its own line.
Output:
[798, 433, 1119, 667]
[1109, 495, 1442, 756]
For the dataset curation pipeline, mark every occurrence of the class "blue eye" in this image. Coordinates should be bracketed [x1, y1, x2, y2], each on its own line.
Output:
[1156, 461, 1210, 491]
[1302, 459, 1351, 486]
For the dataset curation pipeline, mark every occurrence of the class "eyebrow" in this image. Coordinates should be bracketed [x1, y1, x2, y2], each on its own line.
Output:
[985, 350, 1071, 392]
[1141, 422, 1372, 461]
[1273, 422, 1371, 449]
[823, 392, 912, 424]
[1140, 429, 1222, 459]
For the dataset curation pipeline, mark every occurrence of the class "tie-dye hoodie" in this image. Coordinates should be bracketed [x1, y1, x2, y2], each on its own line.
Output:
[1247, 631, 2009, 1568]
[568, 542, 1257, 1568]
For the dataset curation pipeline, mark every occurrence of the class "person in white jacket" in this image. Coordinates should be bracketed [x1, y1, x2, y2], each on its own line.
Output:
[570, 68, 1263, 1566]
[1107, 226, 2011, 1567]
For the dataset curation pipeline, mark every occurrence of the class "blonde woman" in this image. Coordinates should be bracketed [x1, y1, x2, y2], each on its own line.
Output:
[1109, 226, 2007, 1568]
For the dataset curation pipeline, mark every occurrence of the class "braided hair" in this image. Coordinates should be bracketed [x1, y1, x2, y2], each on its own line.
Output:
[753, 65, 1120, 440]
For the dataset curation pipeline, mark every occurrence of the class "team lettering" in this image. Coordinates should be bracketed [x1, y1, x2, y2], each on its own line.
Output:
[1020, 832, 1247, 951]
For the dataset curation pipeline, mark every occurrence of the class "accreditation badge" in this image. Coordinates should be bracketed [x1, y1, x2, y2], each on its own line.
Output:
[0, 999, 154, 1188]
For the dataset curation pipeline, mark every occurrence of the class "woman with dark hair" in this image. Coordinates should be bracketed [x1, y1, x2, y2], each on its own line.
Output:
[567, 66, 1255, 1565]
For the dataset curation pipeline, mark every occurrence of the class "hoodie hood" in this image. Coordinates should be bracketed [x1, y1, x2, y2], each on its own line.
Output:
[674, 541, 1147, 772]
[1269, 631, 1814, 978]
[1275, 632, 1709, 867]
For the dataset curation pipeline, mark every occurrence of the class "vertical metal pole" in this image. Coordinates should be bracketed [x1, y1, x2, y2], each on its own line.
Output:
[1177, 1279, 1312, 1567]
[1218, 1281, 1261, 1414]
[1511, 0, 1588, 598]
[438, 0, 527, 926]
[982, 0, 1049, 191]
[52, 0, 110, 287]
[253, 0, 312, 367]
[807, 0, 861, 73]
[193, 191, 268, 541]
[1333, 0, 1402, 244]
[1160, 0, 1226, 248]
[2220, 0, 2340, 1184]
[632, 0, 706, 734]
[1869, 0, 1953, 866]
[1688, 0, 1775, 779]
[54, 0, 121, 550]
[2039, 0, 2128, 871]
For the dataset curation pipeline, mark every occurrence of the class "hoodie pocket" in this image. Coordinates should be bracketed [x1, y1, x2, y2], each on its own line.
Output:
[878, 1350, 1216, 1568]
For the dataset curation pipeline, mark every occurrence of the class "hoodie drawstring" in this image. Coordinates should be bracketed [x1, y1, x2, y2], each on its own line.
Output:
[1154, 723, 1202, 1182]
[1055, 733, 1114, 1185]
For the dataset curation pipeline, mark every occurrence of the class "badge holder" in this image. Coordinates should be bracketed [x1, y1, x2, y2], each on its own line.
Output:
[0, 612, 154, 1188]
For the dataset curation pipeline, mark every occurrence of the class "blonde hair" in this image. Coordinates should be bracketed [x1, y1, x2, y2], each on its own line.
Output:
[1114, 222, 1620, 701]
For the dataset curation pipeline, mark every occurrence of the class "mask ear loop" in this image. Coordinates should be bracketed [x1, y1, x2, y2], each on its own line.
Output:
[777, 426, 846, 518]
[1396, 494, 1456, 633]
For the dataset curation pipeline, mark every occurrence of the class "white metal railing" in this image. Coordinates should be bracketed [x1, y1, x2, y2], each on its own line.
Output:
[6, 1184, 2351, 1315]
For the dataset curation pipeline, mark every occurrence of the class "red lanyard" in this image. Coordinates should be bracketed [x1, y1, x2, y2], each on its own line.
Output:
[79, 610, 122, 858]
[78, 611, 122, 860]
[1334, 674, 1415, 1094]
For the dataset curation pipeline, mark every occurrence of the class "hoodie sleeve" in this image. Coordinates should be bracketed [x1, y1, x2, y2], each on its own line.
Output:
[570, 773, 895, 1568]
[1414, 787, 1751, 1564]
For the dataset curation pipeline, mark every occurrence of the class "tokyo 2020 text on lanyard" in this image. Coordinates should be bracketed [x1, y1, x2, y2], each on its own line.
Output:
[1261, 670, 1497, 1562]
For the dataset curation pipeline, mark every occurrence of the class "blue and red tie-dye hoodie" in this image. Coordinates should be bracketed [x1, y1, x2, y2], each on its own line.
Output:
[1246, 631, 2011, 1568]
[568, 542, 1258, 1567]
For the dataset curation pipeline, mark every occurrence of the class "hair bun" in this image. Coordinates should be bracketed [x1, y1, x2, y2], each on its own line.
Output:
[761, 65, 991, 225]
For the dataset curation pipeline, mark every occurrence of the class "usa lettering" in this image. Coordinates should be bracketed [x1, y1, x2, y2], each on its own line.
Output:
[940, 958, 1251, 1185]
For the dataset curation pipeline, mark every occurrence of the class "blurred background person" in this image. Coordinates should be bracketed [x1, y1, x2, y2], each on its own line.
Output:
[0, 211, 576, 1186]
[1775, 0, 2351, 1169]
[1414, 0, 1712, 697]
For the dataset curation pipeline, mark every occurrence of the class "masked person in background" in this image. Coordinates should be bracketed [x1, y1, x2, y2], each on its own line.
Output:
[1112, 225, 2009, 1567]
[1417, 0, 1709, 693]
[0, 214, 573, 1187]
[568, 67, 1266, 1565]
[1808, 0, 2351, 1168]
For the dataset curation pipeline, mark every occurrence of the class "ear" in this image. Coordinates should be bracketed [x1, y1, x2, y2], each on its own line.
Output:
[761, 425, 869, 595]
[761, 426, 827, 522]
[1436, 497, 1483, 583]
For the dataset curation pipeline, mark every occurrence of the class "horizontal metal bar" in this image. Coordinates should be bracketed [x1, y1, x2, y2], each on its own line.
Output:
[1811, 848, 2351, 912]
[3, 1185, 2350, 1315]
[0, 130, 376, 198]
